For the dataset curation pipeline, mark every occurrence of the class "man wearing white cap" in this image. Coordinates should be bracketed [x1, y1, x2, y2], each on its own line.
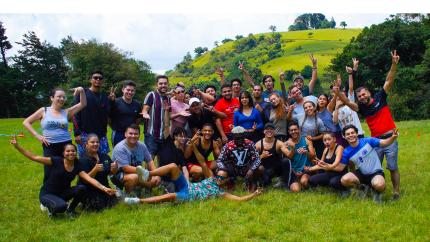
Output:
[216, 126, 262, 191]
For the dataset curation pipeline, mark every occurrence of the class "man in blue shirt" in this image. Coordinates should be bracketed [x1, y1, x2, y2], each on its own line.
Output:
[318, 124, 399, 203]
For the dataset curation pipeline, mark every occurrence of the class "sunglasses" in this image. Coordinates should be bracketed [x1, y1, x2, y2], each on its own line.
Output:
[92, 76, 104, 80]
[176, 90, 185, 94]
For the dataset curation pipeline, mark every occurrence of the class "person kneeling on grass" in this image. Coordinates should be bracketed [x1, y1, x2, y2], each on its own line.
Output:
[318, 125, 399, 203]
[10, 136, 116, 217]
[125, 156, 262, 204]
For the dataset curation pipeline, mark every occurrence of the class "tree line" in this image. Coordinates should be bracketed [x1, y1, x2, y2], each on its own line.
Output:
[0, 22, 155, 118]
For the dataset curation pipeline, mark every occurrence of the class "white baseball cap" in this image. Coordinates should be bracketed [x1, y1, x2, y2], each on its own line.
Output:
[189, 97, 201, 106]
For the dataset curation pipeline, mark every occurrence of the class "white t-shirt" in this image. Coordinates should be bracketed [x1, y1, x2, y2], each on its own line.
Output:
[337, 92, 365, 135]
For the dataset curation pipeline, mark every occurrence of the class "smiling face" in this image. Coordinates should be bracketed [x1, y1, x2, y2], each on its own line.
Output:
[344, 127, 358, 145]
[157, 78, 169, 95]
[122, 85, 136, 101]
[205, 87, 216, 97]
[201, 125, 214, 140]
[288, 124, 300, 139]
[356, 88, 371, 105]
[290, 87, 303, 100]
[294, 78, 304, 89]
[174, 86, 186, 102]
[85, 136, 100, 154]
[269, 94, 280, 107]
[232, 81, 241, 94]
[264, 127, 275, 138]
[125, 127, 140, 146]
[304, 101, 316, 116]
[221, 86, 232, 100]
[63, 144, 77, 161]
[240, 93, 250, 107]
[50, 90, 67, 108]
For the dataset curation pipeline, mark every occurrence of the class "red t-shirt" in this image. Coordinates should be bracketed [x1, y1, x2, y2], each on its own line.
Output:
[214, 98, 240, 134]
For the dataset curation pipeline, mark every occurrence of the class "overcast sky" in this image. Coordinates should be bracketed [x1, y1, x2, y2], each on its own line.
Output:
[0, 13, 390, 73]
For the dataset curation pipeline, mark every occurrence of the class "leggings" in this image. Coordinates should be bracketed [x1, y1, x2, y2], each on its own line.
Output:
[39, 185, 86, 215]
[280, 158, 297, 188]
[309, 171, 346, 190]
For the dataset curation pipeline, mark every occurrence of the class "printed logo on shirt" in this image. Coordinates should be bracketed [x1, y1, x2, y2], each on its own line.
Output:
[232, 149, 249, 166]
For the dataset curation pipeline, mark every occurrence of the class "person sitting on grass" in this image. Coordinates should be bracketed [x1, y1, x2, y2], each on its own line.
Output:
[215, 126, 262, 191]
[111, 124, 161, 196]
[124, 154, 262, 204]
[184, 123, 221, 181]
[284, 122, 316, 192]
[307, 132, 346, 192]
[78, 133, 119, 211]
[10, 136, 116, 217]
[318, 125, 399, 203]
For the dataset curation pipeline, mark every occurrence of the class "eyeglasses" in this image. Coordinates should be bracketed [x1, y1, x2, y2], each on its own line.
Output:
[92, 76, 104, 80]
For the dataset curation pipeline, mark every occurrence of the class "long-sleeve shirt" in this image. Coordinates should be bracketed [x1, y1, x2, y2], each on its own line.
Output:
[233, 108, 263, 131]
[216, 139, 261, 171]
[73, 88, 110, 138]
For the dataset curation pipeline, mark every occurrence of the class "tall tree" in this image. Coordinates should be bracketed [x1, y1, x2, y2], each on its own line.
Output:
[0, 21, 12, 68]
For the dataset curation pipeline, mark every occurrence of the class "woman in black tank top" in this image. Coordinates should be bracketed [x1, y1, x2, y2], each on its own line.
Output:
[307, 132, 346, 190]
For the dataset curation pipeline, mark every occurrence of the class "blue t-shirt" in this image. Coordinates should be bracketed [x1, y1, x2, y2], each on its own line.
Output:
[233, 108, 263, 131]
[341, 137, 382, 175]
[112, 140, 152, 168]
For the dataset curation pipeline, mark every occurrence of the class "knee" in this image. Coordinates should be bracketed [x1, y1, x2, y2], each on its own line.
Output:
[300, 175, 309, 188]
[290, 183, 301, 193]
[341, 174, 354, 187]
[372, 180, 386, 192]
[167, 163, 177, 170]
[258, 165, 265, 174]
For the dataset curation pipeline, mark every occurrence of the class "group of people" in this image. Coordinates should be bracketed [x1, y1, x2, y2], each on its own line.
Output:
[12, 50, 402, 218]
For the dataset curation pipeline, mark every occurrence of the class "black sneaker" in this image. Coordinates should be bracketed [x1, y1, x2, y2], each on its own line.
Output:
[66, 209, 79, 219]
[340, 189, 351, 198]
[391, 193, 400, 201]
[372, 191, 383, 204]
[357, 184, 370, 199]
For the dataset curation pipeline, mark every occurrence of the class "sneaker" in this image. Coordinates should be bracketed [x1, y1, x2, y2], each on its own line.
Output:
[391, 193, 400, 201]
[372, 191, 383, 204]
[66, 209, 79, 219]
[115, 189, 124, 199]
[124, 197, 140, 205]
[136, 166, 150, 183]
[357, 184, 370, 199]
[340, 189, 352, 198]
[40, 203, 48, 212]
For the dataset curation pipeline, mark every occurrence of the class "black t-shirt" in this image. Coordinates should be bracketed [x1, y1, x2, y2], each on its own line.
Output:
[188, 109, 216, 131]
[157, 137, 186, 168]
[78, 153, 113, 187]
[110, 98, 142, 132]
[41, 156, 81, 194]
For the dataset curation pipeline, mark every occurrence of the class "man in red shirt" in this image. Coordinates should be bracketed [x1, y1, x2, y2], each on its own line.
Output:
[214, 84, 240, 144]
[336, 50, 401, 200]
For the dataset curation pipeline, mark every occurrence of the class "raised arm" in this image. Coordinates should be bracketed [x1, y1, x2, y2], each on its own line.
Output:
[215, 67, 226, 85]
[308, 53, 318, 94]
[195, 89, 215, 104]
[384, 50, 400, 93]
[67, 87, 87, 119]
[333, 86, 359, 112]
[10, 136, 52, 165]
[279, 71, 288, 102]
[238, 61, 256, 86]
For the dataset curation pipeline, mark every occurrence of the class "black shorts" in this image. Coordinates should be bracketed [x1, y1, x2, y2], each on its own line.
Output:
[352, 170, 385, 186]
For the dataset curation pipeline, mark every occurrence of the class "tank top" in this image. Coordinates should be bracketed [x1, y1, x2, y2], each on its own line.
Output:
[188, 139, 213, 165]
[291, 136, 312, 172]
[41, 107, 71, 143]
[259, 139, 280, 168]
[324, 144, 339, 164]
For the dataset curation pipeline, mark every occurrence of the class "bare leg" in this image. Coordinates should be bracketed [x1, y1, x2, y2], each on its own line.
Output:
[189, 166, 204, 181]
[390, 170, 400, 194]
[300, 174, 310, 189]
[148, 163, 181, 180]
[290, 182, 301, 193]
[123, 174, 139, 193]
[371, 175, 386, 192]
[340, 172, 360, 188]
[140, 193, 177, 204]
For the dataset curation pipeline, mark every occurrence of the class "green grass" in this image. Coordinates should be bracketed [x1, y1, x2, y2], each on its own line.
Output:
[0, 118, 429, 241]
[170, 28, 362, 86]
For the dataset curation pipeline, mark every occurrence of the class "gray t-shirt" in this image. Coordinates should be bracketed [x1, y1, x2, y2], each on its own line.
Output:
[294, 113, 326, 137]
[112, 139, 152, 168]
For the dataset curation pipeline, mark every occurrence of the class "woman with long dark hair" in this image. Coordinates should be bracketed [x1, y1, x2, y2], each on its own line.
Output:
[233, 91, 263, 142]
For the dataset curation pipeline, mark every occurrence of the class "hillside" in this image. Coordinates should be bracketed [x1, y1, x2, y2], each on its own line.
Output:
[169, 28, 361, 89]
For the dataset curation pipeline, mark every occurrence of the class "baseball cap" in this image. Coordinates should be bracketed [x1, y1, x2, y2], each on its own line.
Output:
[189, 97, 201, 106]
[264, 123, 276, 130]
[293, 75, 304, 82]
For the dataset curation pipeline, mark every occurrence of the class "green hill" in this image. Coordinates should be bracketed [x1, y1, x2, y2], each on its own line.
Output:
[168, 28, 361, 89]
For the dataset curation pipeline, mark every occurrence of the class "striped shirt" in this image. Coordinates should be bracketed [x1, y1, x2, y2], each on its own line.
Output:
[143, 91, 170, 140]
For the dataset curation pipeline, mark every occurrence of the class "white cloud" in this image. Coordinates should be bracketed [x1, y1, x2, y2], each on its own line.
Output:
[1, 13, 389, 73]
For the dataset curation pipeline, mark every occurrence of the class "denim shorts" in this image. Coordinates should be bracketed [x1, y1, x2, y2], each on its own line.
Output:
[173, 173, 189, 202]
[375, 139, 398, 171]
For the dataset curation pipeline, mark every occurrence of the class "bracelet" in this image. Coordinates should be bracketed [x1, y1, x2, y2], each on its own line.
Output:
[312, 67, 317, 70]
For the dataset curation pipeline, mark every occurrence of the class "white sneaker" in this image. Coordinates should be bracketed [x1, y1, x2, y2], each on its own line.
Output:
[40, 203, 47, 212]
[115, 189, 124, 199]
[136, 166, 150, 183]
[124, 197, 140, 205]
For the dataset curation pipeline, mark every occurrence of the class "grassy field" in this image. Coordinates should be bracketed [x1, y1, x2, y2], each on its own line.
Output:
[0, 118, 429, 241]
[170, 28, 362, 87]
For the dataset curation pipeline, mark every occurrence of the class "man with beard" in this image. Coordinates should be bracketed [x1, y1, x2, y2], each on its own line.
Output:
[141, 75, 171, 159]
[335, 50, 401, 200]
[214, 84, 240, 143]
[73, 70, 111, 156]
[110, 80, 142, 147]
[216, 126, 262, 191]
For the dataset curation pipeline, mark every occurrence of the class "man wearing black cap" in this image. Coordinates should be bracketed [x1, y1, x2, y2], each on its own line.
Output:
[216, 126, 262, 191]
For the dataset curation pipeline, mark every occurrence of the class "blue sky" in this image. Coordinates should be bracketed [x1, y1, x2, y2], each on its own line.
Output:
[0, 13, 390, 73]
